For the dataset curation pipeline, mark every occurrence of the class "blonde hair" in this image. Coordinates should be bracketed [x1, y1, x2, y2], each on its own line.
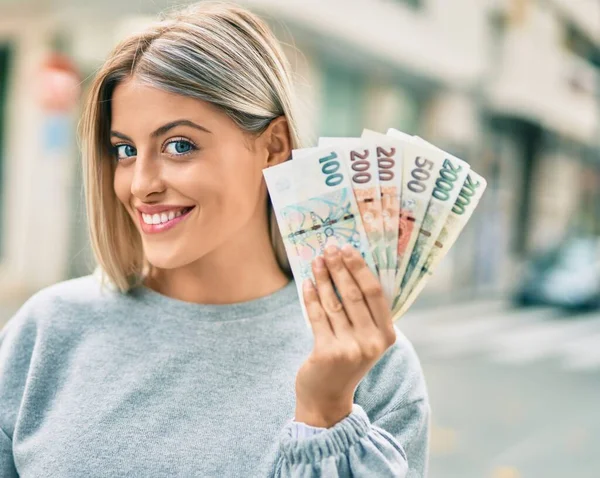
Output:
[79, 1, 304, 293]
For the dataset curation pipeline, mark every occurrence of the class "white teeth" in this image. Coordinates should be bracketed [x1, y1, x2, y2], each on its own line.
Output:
[141, 208, 189, 226]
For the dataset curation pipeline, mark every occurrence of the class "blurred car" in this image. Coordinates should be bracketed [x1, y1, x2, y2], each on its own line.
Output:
[514, 235, 600, 311]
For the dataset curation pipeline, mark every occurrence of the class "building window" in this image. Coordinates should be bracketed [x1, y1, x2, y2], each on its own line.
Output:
[390, 0, 422, 9]
[0, 45, 11, 260]
[564, 23, 600, 68]
[318, 61, 367, 137]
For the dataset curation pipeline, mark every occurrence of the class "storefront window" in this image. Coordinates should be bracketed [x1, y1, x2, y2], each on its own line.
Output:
[0, 45, 11, 260]
[318, 60, 366, 137]
[390, 0, 422, 9]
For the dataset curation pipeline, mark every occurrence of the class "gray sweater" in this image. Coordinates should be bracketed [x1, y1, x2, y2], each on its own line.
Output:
[0, 274, 430, 477]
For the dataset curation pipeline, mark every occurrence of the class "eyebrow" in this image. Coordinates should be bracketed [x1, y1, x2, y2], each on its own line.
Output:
[110, 120, 212, 141]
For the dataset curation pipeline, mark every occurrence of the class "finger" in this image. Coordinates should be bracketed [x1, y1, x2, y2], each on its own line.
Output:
[302, 279, 334, 345]
[323, 245, 374, 331]
[312, 255, 353, 338]
[340, 244, 393, 334]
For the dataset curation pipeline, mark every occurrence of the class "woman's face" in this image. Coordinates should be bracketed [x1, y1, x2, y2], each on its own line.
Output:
[111, 78, 276, 270]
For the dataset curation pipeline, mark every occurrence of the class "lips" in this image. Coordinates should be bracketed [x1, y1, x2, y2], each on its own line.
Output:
[135, 203, 195, 215]
[140, 206, 193, 226]
[137, 206, 195, 235]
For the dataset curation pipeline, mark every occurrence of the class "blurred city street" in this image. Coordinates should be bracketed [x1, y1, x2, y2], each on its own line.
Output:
[402, 299, 600, 477]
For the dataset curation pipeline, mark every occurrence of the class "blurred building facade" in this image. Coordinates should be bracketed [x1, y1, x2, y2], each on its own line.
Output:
[0, 0, 598, 301]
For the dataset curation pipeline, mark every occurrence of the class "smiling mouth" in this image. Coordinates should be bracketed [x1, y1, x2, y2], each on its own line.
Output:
[138, 206, 195, 233]
[140, 206, 194, 226]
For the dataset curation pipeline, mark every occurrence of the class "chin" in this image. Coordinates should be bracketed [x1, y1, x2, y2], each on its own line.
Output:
[144, 246, 198, 270]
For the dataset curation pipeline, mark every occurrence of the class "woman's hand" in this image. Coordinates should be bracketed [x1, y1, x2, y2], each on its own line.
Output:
[294, 244, 397, 428]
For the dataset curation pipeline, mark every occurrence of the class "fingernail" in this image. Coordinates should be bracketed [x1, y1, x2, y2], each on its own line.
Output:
[313, 256, 325, 270]
[303, 279, 313, 292]
[341, 244, 353, 258]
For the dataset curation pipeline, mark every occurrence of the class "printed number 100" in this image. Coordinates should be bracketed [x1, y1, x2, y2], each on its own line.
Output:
[319, 152, 344, 187]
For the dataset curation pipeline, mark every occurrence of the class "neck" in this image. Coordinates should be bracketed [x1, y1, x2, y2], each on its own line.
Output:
[144, 221, 290, 306]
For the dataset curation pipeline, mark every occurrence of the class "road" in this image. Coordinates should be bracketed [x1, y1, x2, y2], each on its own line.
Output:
[401, 299, 600, 478]
[2, 295, 599, 477]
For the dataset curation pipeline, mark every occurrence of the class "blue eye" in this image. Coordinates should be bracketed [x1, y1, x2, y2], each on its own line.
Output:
[114, 144, 136, 160]
[164, 139, 196, 156]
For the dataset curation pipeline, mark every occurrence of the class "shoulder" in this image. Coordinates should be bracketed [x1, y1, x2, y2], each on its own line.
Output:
[23, 273, 117, 315]
[354, 323, 429, 416]
[1, 273, 123, 342]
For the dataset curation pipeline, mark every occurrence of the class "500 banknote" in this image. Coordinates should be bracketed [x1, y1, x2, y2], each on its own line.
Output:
[381, 129, 446, 305]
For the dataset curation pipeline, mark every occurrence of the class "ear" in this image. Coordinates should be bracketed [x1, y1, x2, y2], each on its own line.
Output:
[262, 116, 291, 168]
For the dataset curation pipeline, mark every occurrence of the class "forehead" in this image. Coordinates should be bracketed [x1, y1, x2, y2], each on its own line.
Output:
[110, 78, 223, 131]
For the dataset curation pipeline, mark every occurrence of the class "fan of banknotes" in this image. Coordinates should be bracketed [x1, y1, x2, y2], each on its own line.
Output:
[263, 128, 487, 326]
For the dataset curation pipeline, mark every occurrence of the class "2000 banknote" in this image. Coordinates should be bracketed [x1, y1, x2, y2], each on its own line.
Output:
[393, 169, 488, 317]
[395, 137, 471, 307]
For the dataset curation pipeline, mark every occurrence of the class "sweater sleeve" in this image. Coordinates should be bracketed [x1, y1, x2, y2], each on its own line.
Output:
[274, 397, 430, 477]
[289, 421, 327, 440]
[0, 319, 25, 478]
[0, 302, 38, 478]
[0, 426, 17, 478]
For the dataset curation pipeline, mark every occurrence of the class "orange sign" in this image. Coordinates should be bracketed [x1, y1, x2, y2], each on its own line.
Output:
[37, 52, 81, 113]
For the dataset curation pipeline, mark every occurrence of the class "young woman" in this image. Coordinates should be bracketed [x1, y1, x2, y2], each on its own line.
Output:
[0, 2, 430, 476]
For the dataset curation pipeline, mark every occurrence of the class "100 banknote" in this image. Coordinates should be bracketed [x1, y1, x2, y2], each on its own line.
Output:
[263, 146, 377, 328]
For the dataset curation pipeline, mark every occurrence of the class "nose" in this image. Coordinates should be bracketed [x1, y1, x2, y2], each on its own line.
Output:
[130, 152, 166, 200]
